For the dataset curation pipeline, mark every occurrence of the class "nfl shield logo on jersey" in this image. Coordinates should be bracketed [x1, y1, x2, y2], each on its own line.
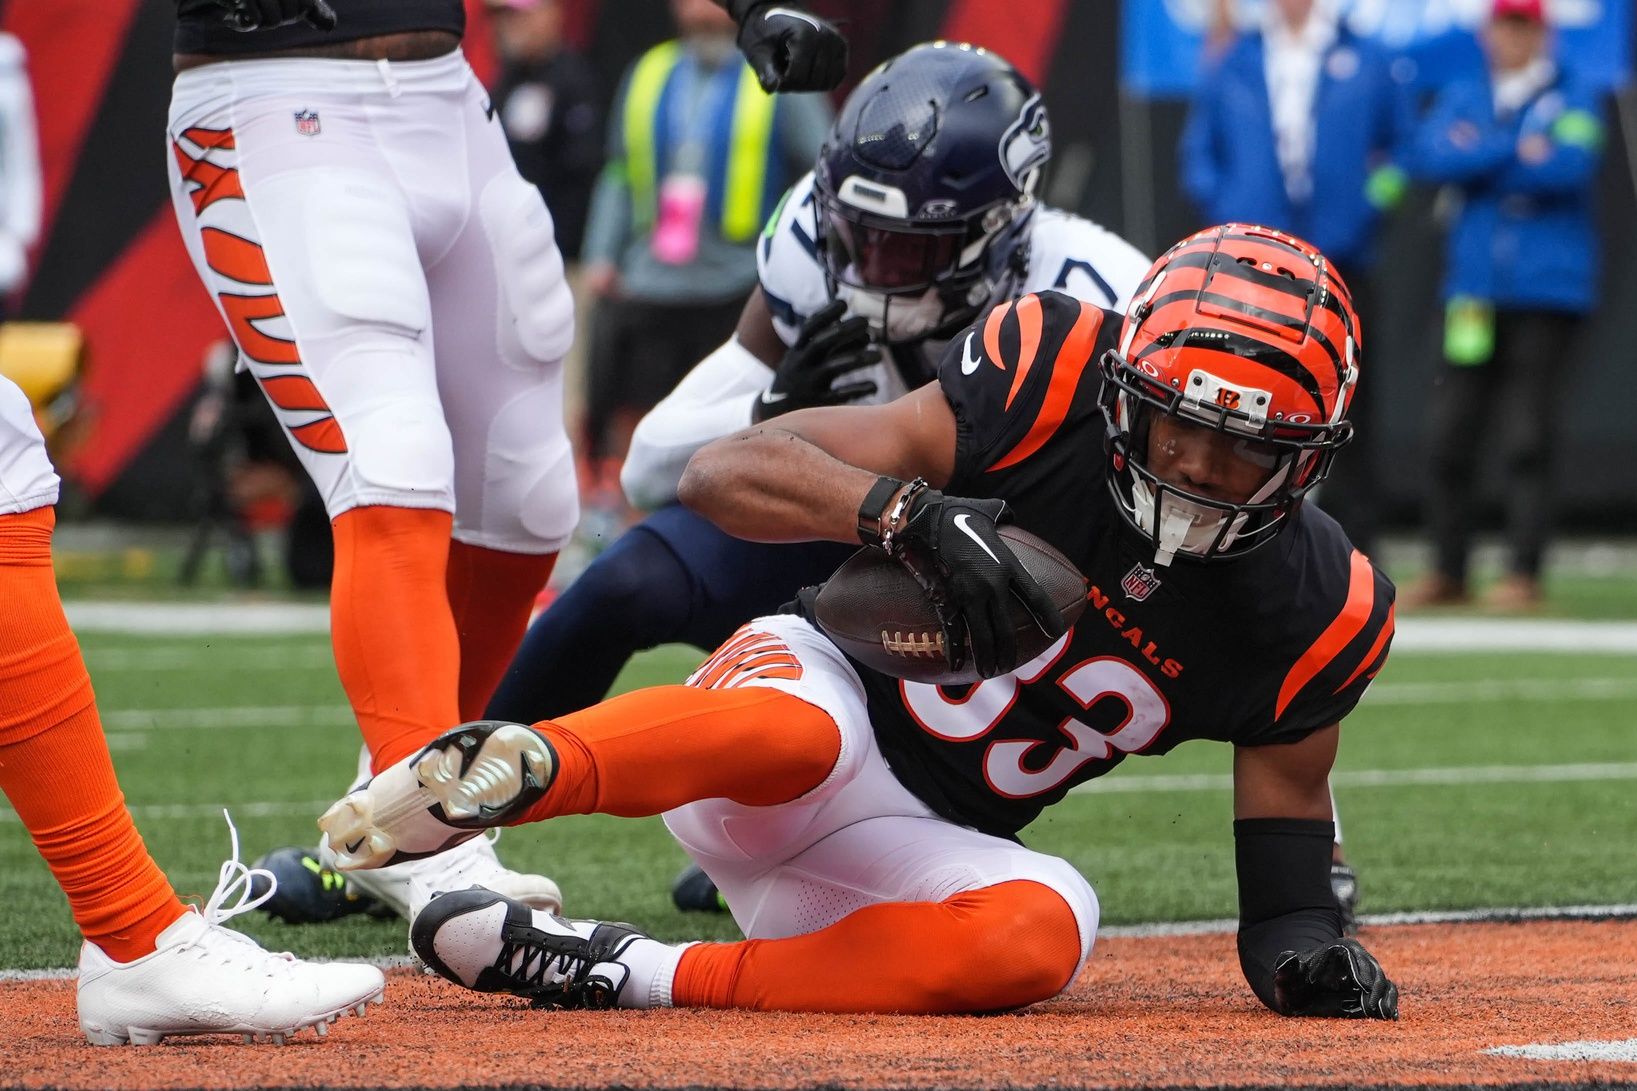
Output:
[294, 109, 321, 137]
[1121, 562, 1162, 602]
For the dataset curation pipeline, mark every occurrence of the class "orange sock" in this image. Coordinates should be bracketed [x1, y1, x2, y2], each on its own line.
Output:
[673, 880, 1082, 1013]
[330, 506, 461, 772]
[445, 540, 557, 721]
[0, 508, 185, 962]
[516, 685, 840, 821]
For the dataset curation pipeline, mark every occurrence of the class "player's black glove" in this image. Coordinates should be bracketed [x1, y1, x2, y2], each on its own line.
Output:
[753, 300, 879, 422]
[889, 489, 1065, 679]
[726, 1, 847, 93]
[1272, 938, 1399, 1020]
[214, 0, 337, 32]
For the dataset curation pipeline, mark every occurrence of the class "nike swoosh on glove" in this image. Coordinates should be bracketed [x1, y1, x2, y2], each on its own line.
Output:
[727, 2, 848, 92]
[889, 489, 1065, 679]
[1272, 938, 1399, 1020]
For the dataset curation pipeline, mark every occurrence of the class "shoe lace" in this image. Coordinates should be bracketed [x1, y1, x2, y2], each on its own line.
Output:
[493, 925, 592, 1006]
[494, 918, 636, 1010]
[187, 810, 296, 974]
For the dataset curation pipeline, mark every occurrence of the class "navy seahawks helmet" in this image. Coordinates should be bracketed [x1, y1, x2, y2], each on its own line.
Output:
[814, 41, 1050, 344]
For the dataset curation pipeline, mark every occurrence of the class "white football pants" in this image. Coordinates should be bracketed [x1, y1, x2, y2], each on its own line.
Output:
[166, 48, 577, 552]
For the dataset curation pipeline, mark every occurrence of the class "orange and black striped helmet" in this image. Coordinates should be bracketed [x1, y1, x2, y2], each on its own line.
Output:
[1098, 224, 1360, 564]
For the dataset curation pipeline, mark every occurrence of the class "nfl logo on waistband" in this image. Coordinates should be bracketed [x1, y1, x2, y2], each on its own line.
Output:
[1121, 562, 1161, 602]
[294, 110, 321, 137]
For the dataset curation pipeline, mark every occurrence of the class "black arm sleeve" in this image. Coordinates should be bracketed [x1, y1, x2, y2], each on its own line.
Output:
[1234, 817, 1343, 1012]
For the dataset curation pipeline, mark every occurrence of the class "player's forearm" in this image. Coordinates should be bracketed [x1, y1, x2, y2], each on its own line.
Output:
[1234, 818, 1342, 1012]
[679, 426, 878, 545]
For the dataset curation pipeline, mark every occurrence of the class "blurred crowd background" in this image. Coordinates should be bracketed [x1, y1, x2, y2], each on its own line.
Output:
[0, 0, 1632, 601]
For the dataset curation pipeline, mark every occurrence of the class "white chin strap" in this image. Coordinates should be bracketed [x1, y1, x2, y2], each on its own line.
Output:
[1132, 479, 1234, 566]
[1130, 459, 1295, 566]
[839, 284, 947, 342]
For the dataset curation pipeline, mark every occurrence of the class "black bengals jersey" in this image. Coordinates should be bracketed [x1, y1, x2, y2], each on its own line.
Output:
[856, 290, 1395, 840]
[174, 1, 464, 56]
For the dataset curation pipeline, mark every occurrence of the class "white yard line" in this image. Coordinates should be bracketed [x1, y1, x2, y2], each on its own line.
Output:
[4, 759, 1634, 825]
[1101, 902, 1637, 939]
[0, 800, 337, 824]
[1073, 761, 1637, 795]
[1392, 618, 1637, 653]
[5, 908, 1634, 979]
[66, 601, 330, 634]
[85, 670, 1637, 737]
[61, 602, 1637, 652]
[83, 646, 335, 671]
[101, 706, 351, 731]
[1485, 1038, 1637, 1062]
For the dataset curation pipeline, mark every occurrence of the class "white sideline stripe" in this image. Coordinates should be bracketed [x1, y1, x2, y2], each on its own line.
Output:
[1070, 761, 1637, 796]
[1365, 676, 1637, 704]
[85, 672, 1637, 735]
[0, 800, 335, 824]
[1099, 903, 1637, 939]
[84, 647, 335, 671]
[1485, 1038, 1637, 1062]
[59, 603, 1637, 651]
[1392, 618, 1637, 653]
[4, 760, 1634, 824]
[6, 909, 1634, 979]
[102, 706, 351, 731]
[65, 601, 330, 634]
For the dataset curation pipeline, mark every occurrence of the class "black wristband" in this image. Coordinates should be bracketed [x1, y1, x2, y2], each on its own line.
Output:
[724, 0, 766, 23]
[1234, 817, 1341, 1012]
[856, 476, 905, 547]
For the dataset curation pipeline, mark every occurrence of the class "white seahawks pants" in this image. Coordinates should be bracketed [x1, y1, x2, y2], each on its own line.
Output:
[664, 613, 1101, 963]
[166, 49, 577, 551]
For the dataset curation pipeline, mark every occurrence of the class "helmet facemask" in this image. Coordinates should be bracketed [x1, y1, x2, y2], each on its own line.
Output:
[1100, 224, 1362, 566]
[814, 176, 1035, 344]
[1099, 350, 1352, 566]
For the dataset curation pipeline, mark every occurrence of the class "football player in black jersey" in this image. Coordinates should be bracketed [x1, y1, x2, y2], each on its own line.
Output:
[322, 224, 1398, 1020]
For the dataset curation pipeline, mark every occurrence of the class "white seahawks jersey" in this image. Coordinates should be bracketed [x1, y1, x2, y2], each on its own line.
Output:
[620, 173, 1151, 508]
[755, 170, 1151, 404]
[0, 373, 59, 515]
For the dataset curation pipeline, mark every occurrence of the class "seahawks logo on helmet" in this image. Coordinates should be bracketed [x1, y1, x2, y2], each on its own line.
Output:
[998, 94, 1051, 192]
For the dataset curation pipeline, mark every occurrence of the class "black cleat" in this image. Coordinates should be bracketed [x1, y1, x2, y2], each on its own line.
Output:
[249, 846, 383, 924]
[411, 887, 648, 1010]
[671, 863, 728, 913]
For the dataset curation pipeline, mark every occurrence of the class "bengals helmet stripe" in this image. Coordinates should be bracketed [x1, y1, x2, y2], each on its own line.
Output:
[1099, 223, 1360, 564]
[1132, 327, 1326, 407]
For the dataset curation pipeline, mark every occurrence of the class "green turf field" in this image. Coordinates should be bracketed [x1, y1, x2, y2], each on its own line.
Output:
[1, 608, 1634, 970]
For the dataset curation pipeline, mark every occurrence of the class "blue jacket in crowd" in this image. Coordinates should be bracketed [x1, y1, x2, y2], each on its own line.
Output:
[1409, 60, 1604, 314]
[1180, 26, 1413, 275]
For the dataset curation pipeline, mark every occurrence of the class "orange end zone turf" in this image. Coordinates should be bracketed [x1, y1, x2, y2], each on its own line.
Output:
[0, 918, 1632, 1087]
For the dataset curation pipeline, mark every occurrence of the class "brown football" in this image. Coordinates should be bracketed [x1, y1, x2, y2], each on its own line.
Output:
[813, 525, 1088, 686]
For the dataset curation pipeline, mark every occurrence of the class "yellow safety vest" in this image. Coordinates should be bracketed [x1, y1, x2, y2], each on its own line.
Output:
[620, 40, 778, 244]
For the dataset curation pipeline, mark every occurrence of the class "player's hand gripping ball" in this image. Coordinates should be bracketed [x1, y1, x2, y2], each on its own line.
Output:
[816, 515, 1086, 686]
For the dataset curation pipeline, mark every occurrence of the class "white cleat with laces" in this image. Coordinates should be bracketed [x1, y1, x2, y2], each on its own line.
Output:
[76, 813, 385, 1046]
[318, 828, 564, 923]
